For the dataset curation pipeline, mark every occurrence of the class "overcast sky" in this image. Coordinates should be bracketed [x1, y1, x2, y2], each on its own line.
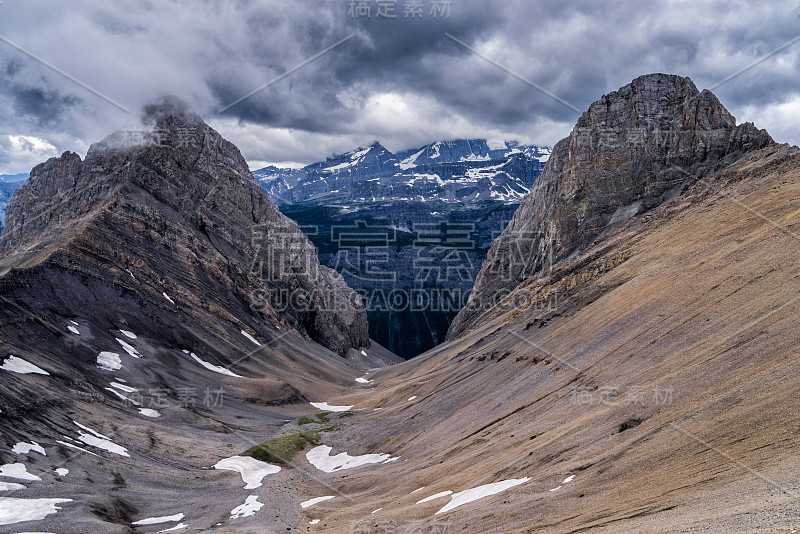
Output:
[1, 0, 799, 174]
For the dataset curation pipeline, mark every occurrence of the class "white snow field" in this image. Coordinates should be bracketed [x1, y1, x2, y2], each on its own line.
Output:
[417, 490, 453, 504]
[230, 495, 263, 519]
[97, 352, 122, 371]
[213, 456, 280, 489]
[0, 464, 40, 481]
[435, 477, 531, 515]
[306, 445, 390, 473]
[0, 497, 72, 525]
[300, 496, 334, 509]
[132, 512, 185, 525]
[12, 442, 45, 456]
[0, 356, 49, 375]
[240, 330, 261, 346]
[116, 338, 141, 358]
[309, 402, 353, 412]
[73, 422, 129, 457]
[190, 353, 243, 377]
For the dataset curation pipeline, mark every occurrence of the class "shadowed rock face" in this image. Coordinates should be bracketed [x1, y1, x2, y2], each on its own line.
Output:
[448, 74, 774, 338]
[1, 96, 368, 355]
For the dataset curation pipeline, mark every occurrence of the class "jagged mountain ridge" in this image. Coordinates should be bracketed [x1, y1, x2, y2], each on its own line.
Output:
[449, 73, 774, 337]
[1, 98, 369, 356]
[254, 139, 550, 205]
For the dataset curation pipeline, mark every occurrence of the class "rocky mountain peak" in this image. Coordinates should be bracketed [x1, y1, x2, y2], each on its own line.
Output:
[0, 97, 368, 355]
[448, 73, 774, 337]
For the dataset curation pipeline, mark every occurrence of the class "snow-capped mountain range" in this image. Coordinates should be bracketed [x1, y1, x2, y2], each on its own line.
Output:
[253, 139, 551, 205]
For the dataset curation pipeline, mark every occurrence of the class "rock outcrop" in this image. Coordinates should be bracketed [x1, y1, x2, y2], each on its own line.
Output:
[448, 74, 774, 337]
[1, 96, 368, 355]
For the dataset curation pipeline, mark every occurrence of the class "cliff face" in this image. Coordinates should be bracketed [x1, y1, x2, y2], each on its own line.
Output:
[1, 97, 368, 355]
[448, 74, 774, 337]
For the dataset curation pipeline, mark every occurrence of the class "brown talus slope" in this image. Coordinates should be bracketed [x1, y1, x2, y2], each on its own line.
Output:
[289, 78, 799, 533]
[301, 140, 800, 534]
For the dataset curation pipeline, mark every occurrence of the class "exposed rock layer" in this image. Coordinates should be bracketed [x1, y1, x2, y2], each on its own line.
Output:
[1, 97, 368, 355]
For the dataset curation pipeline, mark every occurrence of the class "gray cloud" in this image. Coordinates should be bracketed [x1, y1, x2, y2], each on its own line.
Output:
[0, 0, 799, 173]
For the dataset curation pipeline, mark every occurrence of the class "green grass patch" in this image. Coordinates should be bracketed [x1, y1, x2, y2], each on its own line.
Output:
[297, 416, 316, 425]
[315, 412, 331, 423]
[337, 411, 355, 418]
[244, 431, 321, 464]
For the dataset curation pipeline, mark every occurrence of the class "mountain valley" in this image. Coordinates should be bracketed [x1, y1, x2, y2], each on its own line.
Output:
[0, 74, 798, 534]
[256, 140, 550, 358]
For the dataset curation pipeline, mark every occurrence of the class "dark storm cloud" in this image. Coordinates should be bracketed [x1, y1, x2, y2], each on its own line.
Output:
[0, 0, 799, 173]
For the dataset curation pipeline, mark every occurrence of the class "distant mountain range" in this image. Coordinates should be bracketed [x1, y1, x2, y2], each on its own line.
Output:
[253, 139, 550, 205]
[254, 139, 551, 358]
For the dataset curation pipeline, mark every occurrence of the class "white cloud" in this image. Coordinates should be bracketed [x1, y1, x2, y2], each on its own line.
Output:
[211, 91, 573, 168]
[0, 135, 59, 174]
[1, 0, 799, 170]
[736, 94, 800, 146]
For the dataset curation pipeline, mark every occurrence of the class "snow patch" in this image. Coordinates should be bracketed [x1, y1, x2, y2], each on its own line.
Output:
[310, 402, 353, 412]
[190, 353, 243, 377]
[97, 352, 122, 371]
[116, 338, 141, 358]
[109, 382, 138, 393]
[240, 330, 261, 346]
[400, 147, 425, 169]
[54, 469, 68, 477]
[73, 422, 129, 457]
[67, 325, 80, 335]
[231, 495, 263, 519]
[162, 292, 175, 305]
[0, 497, 71, 525]
[306, 445, 390, 473]
[133, 513, 185, 525]
[417, 490, 452, 504]
[355, 377, 372, 384]
[158, 523, 188, 533]
[0, 464, 40, 481]
[12, 443, 45, 456]
[213, 456, 280, 489]
[56, 440, 98, 457]
[300, 496, 334, 509]
[0, 356, 49, 375]
[309, 519, 320, 524]
[104, 387, 141, 406]
[371, 508, 382, 514]
[435, 478, 530, 515]
[0, 482, 25, 491]
[119, 330, 137, 339]
[407, 396, 417, 401]
[138, 408, 161, 418]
